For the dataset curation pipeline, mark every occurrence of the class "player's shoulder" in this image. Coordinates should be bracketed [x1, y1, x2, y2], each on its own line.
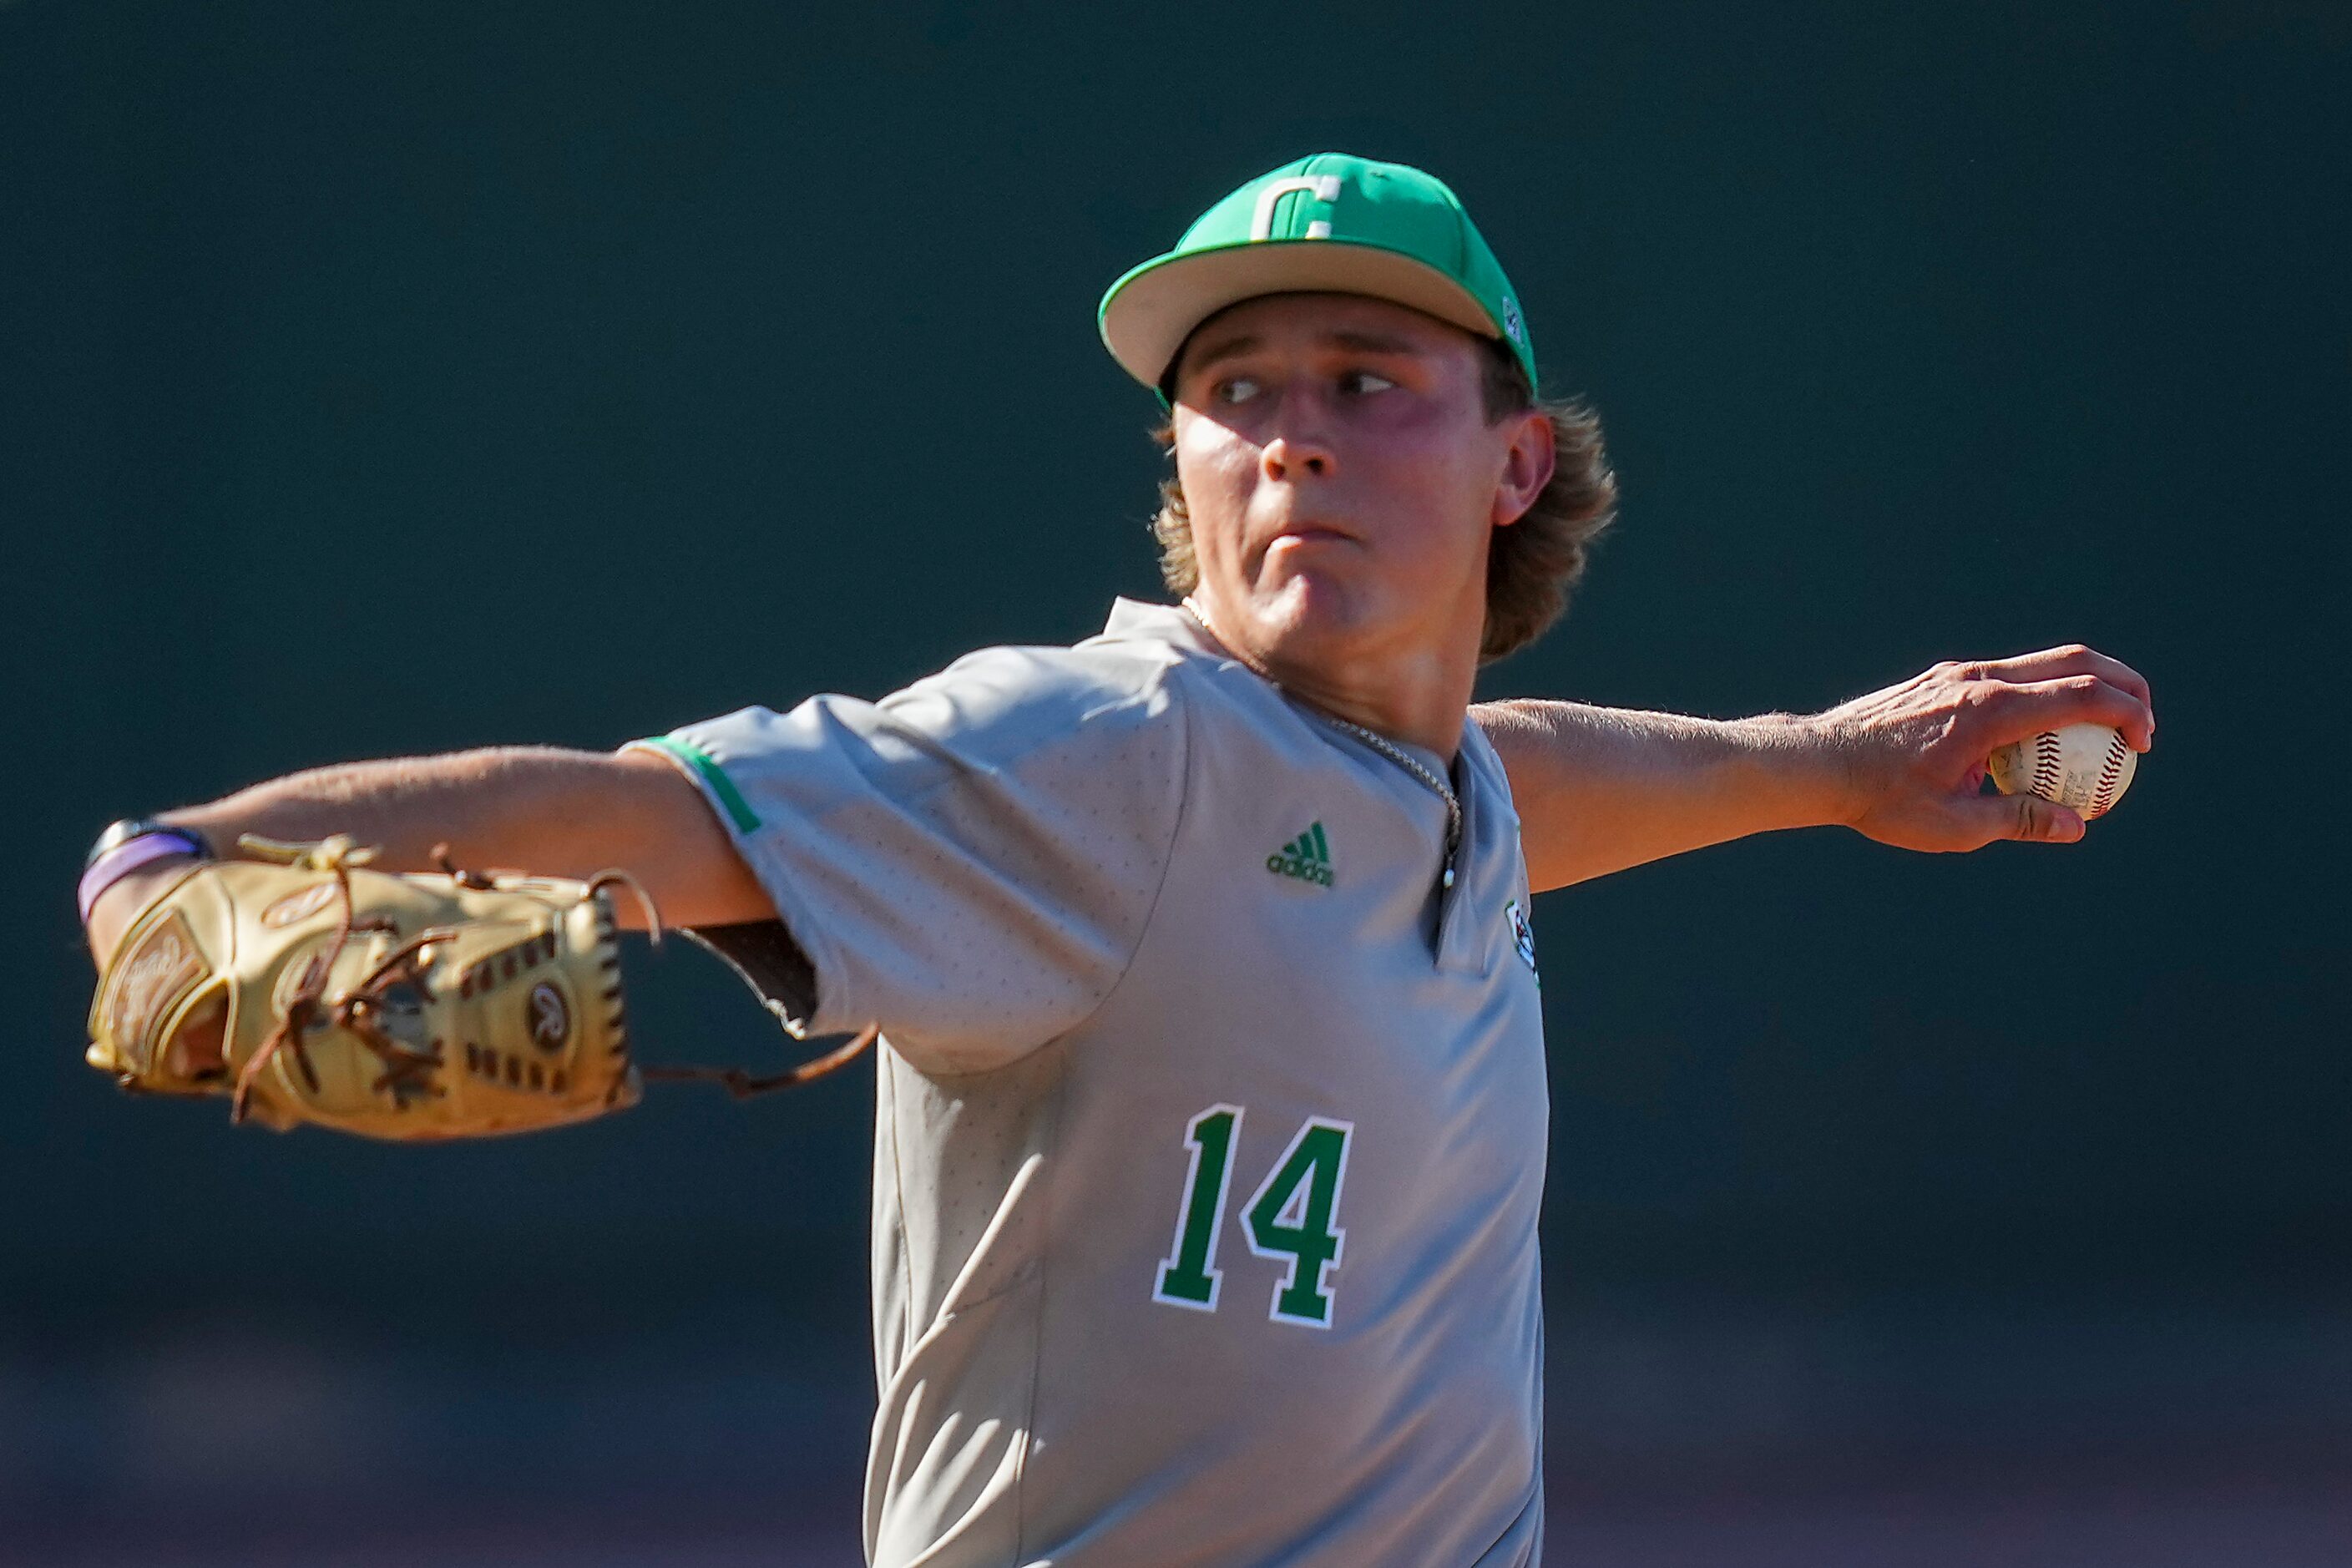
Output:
[876, 597, 1332, 772]
[875, 601, 1196, 752]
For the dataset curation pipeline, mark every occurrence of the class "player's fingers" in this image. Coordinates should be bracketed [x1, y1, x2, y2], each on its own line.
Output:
[1945, 787, 2086, 847]
[1971, 675, 2154, 753]
[1961, 647, 2155, 734]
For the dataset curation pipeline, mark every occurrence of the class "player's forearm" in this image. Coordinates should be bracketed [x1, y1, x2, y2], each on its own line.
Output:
[164, 748, 615, 871]
[129, 746, 769, 931]
[1473, 701, 1849, 892]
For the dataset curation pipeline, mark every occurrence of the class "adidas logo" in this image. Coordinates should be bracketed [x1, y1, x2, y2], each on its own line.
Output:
[1266, 821, 1334, 888]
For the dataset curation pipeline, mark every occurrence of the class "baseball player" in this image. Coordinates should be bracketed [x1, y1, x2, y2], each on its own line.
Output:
[80, 154, 2153, 1565]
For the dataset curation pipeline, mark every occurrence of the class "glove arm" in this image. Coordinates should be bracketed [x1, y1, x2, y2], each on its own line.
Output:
[90, 745, 771, 964]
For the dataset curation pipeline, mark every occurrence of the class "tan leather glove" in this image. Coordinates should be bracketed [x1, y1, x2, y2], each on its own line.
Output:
[86, 836, 645, 1140]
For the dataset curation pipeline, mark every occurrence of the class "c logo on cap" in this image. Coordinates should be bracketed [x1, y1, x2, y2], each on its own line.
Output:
[1251, 175, 1342, 242]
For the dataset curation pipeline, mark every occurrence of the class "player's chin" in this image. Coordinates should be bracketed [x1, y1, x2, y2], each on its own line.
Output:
[1247, 570, 1376, 654]
[1250, 561, 1352, 623]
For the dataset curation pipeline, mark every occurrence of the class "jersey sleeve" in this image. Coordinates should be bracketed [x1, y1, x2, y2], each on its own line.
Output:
[627, 644, 1190, 1075]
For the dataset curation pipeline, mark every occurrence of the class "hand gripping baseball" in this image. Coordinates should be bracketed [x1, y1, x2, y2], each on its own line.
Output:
[1816, 645, 2154, 852]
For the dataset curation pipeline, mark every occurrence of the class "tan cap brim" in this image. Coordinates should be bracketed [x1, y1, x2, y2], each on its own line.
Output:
[1098, 240, 1502, 391]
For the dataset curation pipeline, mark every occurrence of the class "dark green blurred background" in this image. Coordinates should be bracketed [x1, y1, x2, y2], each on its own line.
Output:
[5, 2, 2346, 1562]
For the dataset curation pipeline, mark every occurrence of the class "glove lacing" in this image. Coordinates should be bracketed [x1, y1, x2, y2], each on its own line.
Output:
[227, 837, 873, 1120]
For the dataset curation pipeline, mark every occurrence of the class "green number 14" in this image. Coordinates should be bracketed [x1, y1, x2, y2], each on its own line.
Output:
[1153, 1104, 1353, 1328]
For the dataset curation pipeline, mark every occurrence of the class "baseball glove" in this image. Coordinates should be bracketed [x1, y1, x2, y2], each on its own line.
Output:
[87, 835, 651, 1140]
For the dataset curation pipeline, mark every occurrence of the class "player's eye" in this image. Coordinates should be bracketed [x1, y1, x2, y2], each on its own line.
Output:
[1216, 376, 1262, 406]
[1338, 370, 1396, 397]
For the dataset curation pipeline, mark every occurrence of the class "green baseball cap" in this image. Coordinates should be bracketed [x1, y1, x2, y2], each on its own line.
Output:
[1098, 152, 1536, 398]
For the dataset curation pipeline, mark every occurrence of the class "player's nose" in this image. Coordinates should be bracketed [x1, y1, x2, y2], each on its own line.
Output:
[1260, 418, 1335, 482]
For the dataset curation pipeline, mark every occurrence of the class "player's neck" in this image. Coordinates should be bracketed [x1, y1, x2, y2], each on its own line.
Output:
[1181, 596, 1474, 761]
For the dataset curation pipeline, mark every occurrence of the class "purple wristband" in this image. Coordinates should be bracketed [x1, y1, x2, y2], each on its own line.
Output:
[78, 833, 204, 925]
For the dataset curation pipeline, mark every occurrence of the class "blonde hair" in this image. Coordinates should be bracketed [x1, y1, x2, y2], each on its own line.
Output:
[1149, 339, 1618, 663]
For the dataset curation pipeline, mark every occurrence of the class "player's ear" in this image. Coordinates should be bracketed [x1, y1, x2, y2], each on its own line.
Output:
[1491, 408, 1555, 529]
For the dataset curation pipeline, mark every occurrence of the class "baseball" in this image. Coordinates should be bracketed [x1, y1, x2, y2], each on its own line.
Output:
[1987, 722, 2137, 819]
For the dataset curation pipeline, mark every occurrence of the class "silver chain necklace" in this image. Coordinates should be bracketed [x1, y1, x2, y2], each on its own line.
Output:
[1320, 716, 1463, 890]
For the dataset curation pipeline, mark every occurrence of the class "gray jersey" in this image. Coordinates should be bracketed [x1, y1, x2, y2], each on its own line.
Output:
[636, 599, 1548, 1567]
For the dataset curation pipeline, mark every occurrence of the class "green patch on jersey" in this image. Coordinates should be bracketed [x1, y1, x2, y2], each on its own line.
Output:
[1266, 821, 1334, 888]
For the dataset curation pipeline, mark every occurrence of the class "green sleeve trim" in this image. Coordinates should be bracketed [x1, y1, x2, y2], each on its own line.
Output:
[644, 736, 761, 835]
